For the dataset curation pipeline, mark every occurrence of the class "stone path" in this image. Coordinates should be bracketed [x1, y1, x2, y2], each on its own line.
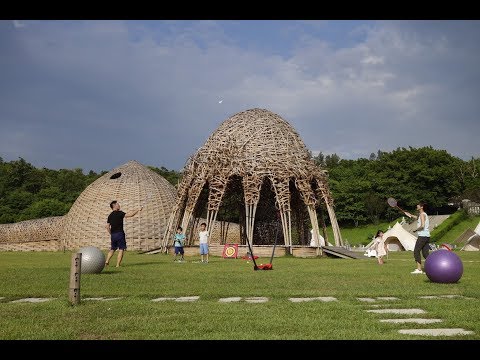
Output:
[359, 294, 474, 337]
[380, 318, 442, 324]
[288, 296, 337, 303]
[357, 296, 399, 302]
[399, 328, 474, 336]
[367, 308, 426, 314]
[419, 294, 474, 299]
[9, 297, 54, 303]
[1, 293, 475, 338]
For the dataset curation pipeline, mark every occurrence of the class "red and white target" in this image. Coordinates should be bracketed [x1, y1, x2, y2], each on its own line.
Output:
[222, 244, 239, 259]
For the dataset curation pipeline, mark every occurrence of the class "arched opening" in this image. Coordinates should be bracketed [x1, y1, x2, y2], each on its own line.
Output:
[385, 237, 405, 251]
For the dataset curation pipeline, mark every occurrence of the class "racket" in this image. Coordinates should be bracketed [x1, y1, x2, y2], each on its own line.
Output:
[387, 197, 408, 215]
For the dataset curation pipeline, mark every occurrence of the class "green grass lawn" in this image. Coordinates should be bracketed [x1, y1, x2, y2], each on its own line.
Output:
[0, 250, 479, 340]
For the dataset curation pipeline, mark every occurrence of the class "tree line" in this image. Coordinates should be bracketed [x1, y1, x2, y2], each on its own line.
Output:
[315, 146, 480, 226]
[1, 146, 479, 226]
[0, 157, 180, 224]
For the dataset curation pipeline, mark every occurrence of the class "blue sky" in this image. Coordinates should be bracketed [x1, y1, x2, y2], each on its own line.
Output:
[1, 20, 479, 173]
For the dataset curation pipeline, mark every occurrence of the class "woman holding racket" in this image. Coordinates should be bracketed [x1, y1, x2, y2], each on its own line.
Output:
[404, 202, 431, 274]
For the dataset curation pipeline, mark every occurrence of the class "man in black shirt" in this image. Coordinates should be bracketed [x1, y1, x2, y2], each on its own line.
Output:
[105, 200, 142, 267]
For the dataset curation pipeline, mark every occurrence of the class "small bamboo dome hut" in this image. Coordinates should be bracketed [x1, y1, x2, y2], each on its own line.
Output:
[162, 108, 343, 254]
[59, 160, 177, 251]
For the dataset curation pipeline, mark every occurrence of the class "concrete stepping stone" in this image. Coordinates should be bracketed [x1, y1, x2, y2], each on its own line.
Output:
[176, 296, 200, 302]
[357, 297, 399, 302]
[399, 328, 474, 336]
[245, 297, 268, 303]
[289, 296, 337, 303]
[357, 297, 376, 302]
[10, 297, 54, 303]
[151, 297, 177, 302]
[376, 297, 399, 301]
[419, 295, 441, 299]
[380, 318, 442, 324]
[419, 295, 471, 299]
[219, 297, 242, 303]
[367, 308, 426, 314]
[83, 297, 123, 301]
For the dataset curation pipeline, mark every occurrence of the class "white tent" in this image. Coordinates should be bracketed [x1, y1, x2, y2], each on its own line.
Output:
[461, 233, 480, 251]
[475, 220, 480, 235]
[461, 222, 480, 251]
[367, 222, 417, 252]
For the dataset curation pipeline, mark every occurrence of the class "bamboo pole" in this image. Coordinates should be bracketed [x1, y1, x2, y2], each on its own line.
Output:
[325, 203, 343, 246]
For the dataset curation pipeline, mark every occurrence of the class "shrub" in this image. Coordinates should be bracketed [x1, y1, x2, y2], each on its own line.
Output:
[430, 209, 468, 243]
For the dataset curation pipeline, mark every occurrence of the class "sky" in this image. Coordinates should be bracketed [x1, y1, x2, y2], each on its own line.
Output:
[1, 20, 479, 173]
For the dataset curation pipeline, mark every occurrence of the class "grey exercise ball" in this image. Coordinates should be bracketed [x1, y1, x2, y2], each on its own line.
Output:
[78, 246, 105, 274]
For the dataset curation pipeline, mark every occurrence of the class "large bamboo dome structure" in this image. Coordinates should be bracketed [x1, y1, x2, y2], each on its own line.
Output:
[162, 108, 343, 253]
[59, 160, 177, 251]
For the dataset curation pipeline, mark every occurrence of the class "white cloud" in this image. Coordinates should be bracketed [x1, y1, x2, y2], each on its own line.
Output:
[12, 20, 25, 28]
[362, 55, 384, 65]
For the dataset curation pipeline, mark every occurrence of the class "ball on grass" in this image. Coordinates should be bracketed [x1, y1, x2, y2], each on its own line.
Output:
[78, 246, 105, 274]
[424, 249, 463, 283]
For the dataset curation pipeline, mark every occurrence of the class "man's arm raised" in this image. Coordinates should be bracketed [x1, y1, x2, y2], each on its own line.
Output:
[125, 207, 143, 218]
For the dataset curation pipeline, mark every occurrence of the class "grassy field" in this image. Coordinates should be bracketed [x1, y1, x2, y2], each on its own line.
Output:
[0, 249, 479, 340]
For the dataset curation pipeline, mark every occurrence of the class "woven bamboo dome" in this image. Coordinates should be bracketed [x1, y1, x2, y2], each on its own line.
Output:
[59, 160, 177, 251]
[0, 216, 64, 251]
[162, 108, 343, 253]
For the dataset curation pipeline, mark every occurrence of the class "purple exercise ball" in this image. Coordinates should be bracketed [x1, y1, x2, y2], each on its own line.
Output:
[424, 249, 463, 283]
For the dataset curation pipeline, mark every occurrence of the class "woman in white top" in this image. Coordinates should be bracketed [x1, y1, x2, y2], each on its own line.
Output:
[404, 202, 430, 274]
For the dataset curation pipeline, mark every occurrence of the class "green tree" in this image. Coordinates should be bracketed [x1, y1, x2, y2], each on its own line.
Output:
[313, 152, 326, 167]
[149, 166, 182, 187]
[2, 189, 35, 213]
[364, 192, 386, 224]
[458, 157, 480, 203]
[325, 153, 341, 169]
[0, 205, 15, 223]
[329, 159, 372, 226]
[7, 158, 36, 188]
[19, 199, 70, 220]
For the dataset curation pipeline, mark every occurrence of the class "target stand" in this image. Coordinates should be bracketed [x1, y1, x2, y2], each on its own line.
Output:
[222, 244, 239, 259]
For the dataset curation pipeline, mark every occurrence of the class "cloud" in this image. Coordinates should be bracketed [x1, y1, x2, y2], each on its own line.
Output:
[0, 20, 479, 173]
[12, 20, 25, 28]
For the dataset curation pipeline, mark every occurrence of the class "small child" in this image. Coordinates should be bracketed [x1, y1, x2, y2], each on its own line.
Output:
[374, 230, 387, 265]
[198, 222, 209, 263]
[173, 226, 186, 262]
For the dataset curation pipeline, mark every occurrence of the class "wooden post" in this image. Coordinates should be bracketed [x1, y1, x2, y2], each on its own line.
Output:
[68, 253, 82, 305]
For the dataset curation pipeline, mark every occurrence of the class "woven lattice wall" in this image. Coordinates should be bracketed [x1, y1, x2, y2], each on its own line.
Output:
[0, 216, 64, 251]
[59, 160, 177, 251]
[187, 218, 240, 245]
[163, 108, 343, 253]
